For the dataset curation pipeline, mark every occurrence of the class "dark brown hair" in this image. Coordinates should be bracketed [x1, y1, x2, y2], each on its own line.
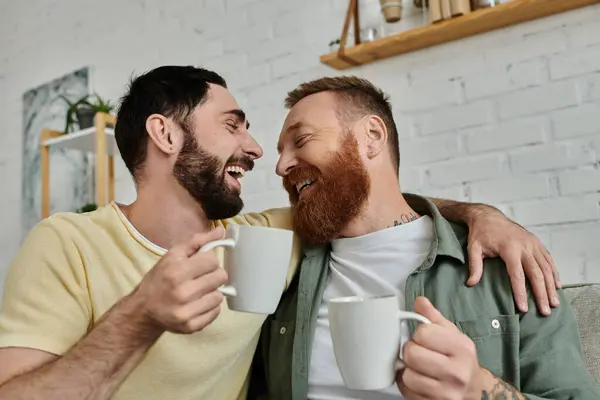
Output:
[115, 65, 227, 180]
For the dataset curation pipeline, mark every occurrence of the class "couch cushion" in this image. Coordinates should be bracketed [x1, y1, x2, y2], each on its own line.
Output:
[563, 284, 600, 385]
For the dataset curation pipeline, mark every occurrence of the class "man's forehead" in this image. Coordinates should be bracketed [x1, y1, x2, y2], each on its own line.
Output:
[276, 92, 340, 152]
[205, 84, 239, 109]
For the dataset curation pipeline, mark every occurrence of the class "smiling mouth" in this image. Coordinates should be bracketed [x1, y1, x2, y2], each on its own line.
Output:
[295, 179, 315, 195]
[225, 165, 247, 182]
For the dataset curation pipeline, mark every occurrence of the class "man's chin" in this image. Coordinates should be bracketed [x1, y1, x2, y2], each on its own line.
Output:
[203, 197, 244, 220]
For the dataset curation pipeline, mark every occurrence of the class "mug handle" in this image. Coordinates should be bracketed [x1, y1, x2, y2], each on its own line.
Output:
[394, 311, 431, 370]
[199, 238, 237, 298]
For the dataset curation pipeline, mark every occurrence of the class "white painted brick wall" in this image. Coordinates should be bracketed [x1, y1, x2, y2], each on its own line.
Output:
[463, 58, 548, 101]
[552, 102, 600, 138]
[496, 80, 580, 120]
[559, 168, 600, 195]
[509, 142, 595, 174]
[416, 100, 493, 135]
[463, 116, 548, 153]
[584, 73, 600, 102]
[470, 174, 551, 204]
[426, 153, 506, 187]
[2, 0, 600, 289]
[512, 195, 600, 226]
[550, 45, 600, 80]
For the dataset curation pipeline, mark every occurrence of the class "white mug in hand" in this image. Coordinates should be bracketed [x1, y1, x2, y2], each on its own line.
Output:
[199, 223, 294, 315]
[328, 295, 431, 390]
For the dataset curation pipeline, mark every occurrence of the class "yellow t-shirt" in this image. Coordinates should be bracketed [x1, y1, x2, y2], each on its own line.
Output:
[0, 202, 301, 400]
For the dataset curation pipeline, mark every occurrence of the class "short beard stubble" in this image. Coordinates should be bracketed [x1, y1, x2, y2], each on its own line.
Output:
[173, 129, 249, 220]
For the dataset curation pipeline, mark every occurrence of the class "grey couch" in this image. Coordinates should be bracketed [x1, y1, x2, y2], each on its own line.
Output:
[563, 283, 600, 385]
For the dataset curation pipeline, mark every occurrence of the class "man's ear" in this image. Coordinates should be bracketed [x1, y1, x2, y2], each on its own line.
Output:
[146, 114, 178, 155]
[365, 115, 387, 160]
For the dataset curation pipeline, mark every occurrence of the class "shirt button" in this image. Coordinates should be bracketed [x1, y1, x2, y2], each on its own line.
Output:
[280, 327, 287, 334]
[491, 319, 500, 329]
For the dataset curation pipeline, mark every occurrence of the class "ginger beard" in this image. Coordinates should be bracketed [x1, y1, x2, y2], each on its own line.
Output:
[173, 129, 253, 220]
[283, 133, 370, 244]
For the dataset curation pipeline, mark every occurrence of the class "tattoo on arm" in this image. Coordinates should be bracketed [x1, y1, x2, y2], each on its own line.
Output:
[392, 213, 418, 227]
[481, 375, 525, 400]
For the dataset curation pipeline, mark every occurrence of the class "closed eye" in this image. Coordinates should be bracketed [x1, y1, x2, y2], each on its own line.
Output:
[226, 121, 238, 132]
[295, 135, 310, 147]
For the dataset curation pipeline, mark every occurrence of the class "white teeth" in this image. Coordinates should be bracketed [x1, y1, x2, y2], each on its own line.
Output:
[226, 165, 246, 177]
[295, 179, 315, 194]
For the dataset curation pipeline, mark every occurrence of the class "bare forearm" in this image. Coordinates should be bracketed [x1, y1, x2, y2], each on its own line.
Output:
[0, 292, 162, 400]
[426, 197, 495, 225]
[479, 368, 526, 400]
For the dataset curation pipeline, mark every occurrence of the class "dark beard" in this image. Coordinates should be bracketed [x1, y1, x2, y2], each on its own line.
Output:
[283, 134, 370, 244]
[173, 131, 250, 220]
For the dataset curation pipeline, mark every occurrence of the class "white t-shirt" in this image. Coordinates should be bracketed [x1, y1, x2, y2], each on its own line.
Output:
[307, 216, 434, 400]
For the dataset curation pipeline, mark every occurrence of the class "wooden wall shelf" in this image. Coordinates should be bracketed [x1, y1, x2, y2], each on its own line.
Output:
[40, 112, 117, 219]
[321, 0, 600, 70]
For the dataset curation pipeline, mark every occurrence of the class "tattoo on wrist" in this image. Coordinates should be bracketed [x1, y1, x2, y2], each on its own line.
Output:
[482, 375, 524, 400]
[392, 213, 418, 227]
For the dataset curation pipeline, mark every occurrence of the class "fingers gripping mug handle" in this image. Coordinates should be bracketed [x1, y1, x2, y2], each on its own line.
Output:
[394, 312, 431, 370]
[199, 238, 237, 297]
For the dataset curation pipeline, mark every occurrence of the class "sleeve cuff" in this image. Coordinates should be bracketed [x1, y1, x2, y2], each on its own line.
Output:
[0, 333, 74, 356]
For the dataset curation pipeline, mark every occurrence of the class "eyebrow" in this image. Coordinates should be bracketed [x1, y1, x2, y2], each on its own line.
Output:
[223, 109, 250, 129]
[276, 121, 303, 153]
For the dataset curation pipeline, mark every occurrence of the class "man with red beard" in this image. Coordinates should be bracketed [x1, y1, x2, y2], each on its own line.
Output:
[252, 76, 600, 400]
[0, 66, 563, 400]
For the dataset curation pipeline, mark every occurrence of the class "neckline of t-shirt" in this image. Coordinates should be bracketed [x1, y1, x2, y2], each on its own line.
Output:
[110, 201, 168, 256]
[331, 215, 434, 253]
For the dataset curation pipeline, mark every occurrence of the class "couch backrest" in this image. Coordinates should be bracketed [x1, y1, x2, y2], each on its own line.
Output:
[563, 283, 600, 386]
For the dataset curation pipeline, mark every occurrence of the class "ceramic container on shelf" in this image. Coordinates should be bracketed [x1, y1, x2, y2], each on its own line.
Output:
[429, 0, 452, 23]
[471, 0, 498, 9]
[379, 0, 402, 23]
[451, 0, 471, 16]
[360, 27, 378, 43]
[430, 0, 472, 23]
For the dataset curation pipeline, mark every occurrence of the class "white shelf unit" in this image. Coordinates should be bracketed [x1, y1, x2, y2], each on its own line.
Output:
[40, 112, 116, 218]
[43, 126, 118, 155]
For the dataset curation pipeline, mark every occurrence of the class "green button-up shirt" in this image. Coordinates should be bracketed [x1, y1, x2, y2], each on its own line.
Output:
[249, 195, 600, 400]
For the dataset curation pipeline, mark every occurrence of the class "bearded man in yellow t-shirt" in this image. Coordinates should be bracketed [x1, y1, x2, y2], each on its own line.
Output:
[0, 66, 560, 400]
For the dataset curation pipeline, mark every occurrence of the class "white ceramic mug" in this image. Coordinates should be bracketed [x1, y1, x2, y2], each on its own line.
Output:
[328, 295, 431, 390]
[199, 223, 294, 315]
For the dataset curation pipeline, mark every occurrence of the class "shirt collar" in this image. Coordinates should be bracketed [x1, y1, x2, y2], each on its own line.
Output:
[403, 193, 466, 267]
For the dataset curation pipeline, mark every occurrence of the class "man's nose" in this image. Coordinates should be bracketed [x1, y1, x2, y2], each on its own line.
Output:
[275, 153, 298, 177]
[243, 135, 263, 160]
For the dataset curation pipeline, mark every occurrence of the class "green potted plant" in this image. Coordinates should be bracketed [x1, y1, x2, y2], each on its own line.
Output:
[83, 93, 114, 127]
[75, 202, 98, 213]
[59, 93, 114, 133]
[329, 38, 341, 52]
[59, 94, 88, 133]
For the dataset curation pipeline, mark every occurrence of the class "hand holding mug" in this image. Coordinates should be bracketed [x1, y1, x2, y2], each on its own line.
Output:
[397, 296, 484, 400]
[133, 227, 228, 334]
